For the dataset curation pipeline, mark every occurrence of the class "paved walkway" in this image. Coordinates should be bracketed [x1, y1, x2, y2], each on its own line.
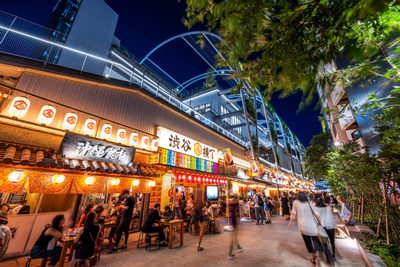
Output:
[0, 216, 366, 267]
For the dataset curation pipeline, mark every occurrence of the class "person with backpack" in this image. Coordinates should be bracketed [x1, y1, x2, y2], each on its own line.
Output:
[252, 190, 264, 225]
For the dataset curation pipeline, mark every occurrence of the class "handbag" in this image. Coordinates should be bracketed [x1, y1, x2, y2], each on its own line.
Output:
[307, 201, 329, 243]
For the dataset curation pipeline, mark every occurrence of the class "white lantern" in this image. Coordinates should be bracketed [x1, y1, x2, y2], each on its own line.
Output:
[52, 174, 65, 184]
[83, 119, 96, 136]
[116, 129, 126, 143]
[100, 124, 112, 139]
[129, 133, 139, 147]
[8, 171, 24, 182]
[38, 105, 56, 125]
[85, 176, 95, 185]
[110, 178, 120, 186]
[8, 96, 30, 118]
[141, 136, 150, 150]
[63, 112, 78, 131]
[151, 139, 159, 152]
[132, 179, 140, 187]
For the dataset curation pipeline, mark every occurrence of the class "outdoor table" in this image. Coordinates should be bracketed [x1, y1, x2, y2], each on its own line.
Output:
[59, 227, 83, 267]
[160, 219, 184, 249]
[59, 236, 75, 267]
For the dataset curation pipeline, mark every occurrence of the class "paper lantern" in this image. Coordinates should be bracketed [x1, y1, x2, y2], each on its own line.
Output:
[188, 175, 192, 182]
[182, 175, 186, 181]
[141, 136, 150, 150]
[132, 179, 140, 186]
[8, 171, 24, 182]
[63, 112, 78, 130]
[9, 96, 30, 118]
[151, 139, 159, 152]
[83, 119, 96, 135]
[149, 180, 156, 187]
[52, 174, 65, 184]
[38, 105, 56, 125]
[85, 176, 95, 185]
[129, 133, 139, 147]
[177, 174, 181, 181]
[100, 124, 112, 139]
[110, 178, 120, 186]
[116, 129, 126, 143]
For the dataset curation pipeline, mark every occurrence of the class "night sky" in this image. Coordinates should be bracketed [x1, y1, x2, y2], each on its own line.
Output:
[1, 0, 321, 146]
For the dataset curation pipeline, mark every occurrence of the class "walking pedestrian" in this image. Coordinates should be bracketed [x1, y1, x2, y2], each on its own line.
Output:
[71, 212, 99, 266]
[0, 212, 11, 260]
[197, 202, 210, 251]
[262, 193, 271, 224]
[289, 192, 323, 265]
[108, 189, 135, 254]
[337, 196, 355, 226]
[30, 215, 65, 267]
[315, 196, 337, 263]
[252, 190, 264, 225]
[281, 192, 290, 220]
[228, 195, 243, 259]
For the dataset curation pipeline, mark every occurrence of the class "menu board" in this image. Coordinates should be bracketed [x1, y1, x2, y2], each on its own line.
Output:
[159, 148, 218, 174]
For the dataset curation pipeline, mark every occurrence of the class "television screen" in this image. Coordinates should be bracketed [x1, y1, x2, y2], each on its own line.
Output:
[206, 186, 219, 200]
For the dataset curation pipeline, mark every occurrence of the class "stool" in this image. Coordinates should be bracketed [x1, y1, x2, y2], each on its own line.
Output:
[137, 231, 146, 248]
[25, 256, 49, 267]
[145, 232, 160, 251]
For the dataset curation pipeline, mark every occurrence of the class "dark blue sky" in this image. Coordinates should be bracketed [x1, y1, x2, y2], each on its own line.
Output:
[0, 0, 321, 146]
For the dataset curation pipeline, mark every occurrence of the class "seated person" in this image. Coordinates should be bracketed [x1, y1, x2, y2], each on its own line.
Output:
[30, 215, 65, 266]
[163, 206, 174, 220]
[141, 204, 166, 246]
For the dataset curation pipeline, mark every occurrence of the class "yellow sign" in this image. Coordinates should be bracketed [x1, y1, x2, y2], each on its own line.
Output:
[149, 153, 159, 164]
[160, 172, 176, 209]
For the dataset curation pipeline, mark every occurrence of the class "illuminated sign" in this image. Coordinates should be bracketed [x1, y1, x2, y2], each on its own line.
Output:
[157, 127, 218, 163]
[60, 132, 135, 165]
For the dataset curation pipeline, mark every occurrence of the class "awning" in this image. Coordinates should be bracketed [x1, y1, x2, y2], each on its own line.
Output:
[0, 142, 158, 177]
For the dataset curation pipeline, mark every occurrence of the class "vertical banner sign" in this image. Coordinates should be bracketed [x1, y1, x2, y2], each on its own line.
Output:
[222, 148, 235, 165]
[250, 160, 259, 176]
[160, 172, 176, 210]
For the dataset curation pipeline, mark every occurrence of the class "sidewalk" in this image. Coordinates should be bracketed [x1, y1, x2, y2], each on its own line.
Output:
[0, 216, 367, 267]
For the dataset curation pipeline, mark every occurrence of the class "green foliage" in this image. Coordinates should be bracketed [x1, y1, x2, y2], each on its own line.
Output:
[202, 68, 218, 90]
[303, 132, 332, 181]
[245, 97, 257, 120]
[185, 0, 399, 108]
[367, 236, 400, 267]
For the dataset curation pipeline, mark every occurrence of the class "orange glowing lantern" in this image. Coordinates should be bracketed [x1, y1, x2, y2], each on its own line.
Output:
[110, 178, 120, 186]
[116, 129, 126, 143]
[52, 174, 65, 184]
[63, 112, 78, 130]
[141, 136, 150, 150]
[129, 133, 139, 147]
[132, 179, 140, 186]
[83, 119, 96, 135]
[9, 96, 30, 118]
[100, 124, 112, 139]
[85, 176, 95, 185]
[8, 171, 24, 182]
[38, 105, 56, 125]
[151, 139, 159, 152]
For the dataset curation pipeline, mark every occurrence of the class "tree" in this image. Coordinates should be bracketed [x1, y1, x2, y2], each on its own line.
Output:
[303, 132, 332, 181]
[185, 0, 399, 107]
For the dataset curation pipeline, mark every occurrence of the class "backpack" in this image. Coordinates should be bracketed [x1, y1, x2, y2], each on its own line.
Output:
[256, 195, 264, 206]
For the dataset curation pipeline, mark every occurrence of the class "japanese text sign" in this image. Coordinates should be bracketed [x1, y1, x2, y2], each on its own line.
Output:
[60, 132, 135, 165]
[156, 127, 218, 163]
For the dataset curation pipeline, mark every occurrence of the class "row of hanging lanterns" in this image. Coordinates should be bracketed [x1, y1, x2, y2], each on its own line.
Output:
[8, 96, 158, 151]
[7, 171, 155, 187]
[176, 173, 227, 185]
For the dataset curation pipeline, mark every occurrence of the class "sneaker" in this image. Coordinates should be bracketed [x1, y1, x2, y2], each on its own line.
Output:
[255, 223, 259, 225]
[228, 254, 236, 260]
[107, 248, 118, 254]
[120, 245, 127, 250]
[332, 257, 336, 261]
[237, 247, 244, 253]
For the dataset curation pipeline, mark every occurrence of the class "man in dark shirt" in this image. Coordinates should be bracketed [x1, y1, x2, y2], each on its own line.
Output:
[142, 203, 166, 246]
[109, 189, 135, 254]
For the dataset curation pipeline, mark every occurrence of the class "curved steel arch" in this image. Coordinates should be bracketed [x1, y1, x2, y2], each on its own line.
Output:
[140, 31, 222, 64]
[176, 69, 233, 93]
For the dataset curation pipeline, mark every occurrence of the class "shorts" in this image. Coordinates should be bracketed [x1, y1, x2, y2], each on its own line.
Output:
[264, 205, 269, 211]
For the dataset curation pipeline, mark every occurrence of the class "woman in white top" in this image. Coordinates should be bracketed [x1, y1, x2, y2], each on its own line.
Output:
[315, 196, 336, 263]
[289, 192, 323, 265]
